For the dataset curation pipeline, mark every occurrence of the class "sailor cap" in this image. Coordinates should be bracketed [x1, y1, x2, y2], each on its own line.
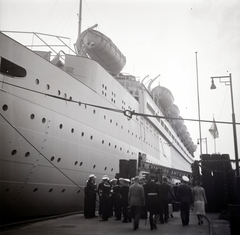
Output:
[124, 178, 130, 182]
[119, 178, 124, 181]
[182, 176, 189, 182]
[110, 178, 117, 182]
[89, 174, 96, 178]
[102, 176, 109, 180]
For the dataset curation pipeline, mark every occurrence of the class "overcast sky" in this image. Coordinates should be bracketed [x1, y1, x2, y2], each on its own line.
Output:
[1, 0, 240, 166]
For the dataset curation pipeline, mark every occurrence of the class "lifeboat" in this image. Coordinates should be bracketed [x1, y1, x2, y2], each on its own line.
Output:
[152, 85, 174, 110]
[174, 116, 184, 130]
[75, 27, 126, 75]
[168, 104, 180, 118]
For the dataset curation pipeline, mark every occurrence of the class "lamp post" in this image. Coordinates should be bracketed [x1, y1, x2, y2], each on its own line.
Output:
[197, 137, 208, 154]
[210, 73, 239, 177]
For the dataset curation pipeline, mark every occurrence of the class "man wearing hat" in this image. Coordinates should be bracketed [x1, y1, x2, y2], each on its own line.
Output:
[111, 178, 121, 221]
[120, 179, 131, 223]
[144, 175, 160, 230]
[158, 176, 175, 223]
[176, 176, 193, 226]
[128, 176, 145, 230]
[84, 174, 97, 219]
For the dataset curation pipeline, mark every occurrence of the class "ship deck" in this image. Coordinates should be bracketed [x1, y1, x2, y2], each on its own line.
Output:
[0, 211, 230, 235]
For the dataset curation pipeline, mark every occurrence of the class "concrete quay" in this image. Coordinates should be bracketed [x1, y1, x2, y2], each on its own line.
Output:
[0, 211, 230, 235]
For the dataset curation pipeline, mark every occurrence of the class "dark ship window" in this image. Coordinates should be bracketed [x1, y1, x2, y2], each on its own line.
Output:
[46, 84, 50, 90]
[35, 79, 39, 85]
[49, 188, 53, 192]
[74, 161, 78, 165]
[71, 128, 74, 133]
[104, 167, 107, 170]
[58, 90, 61, 95]
[59, 124, 63, 129]
[33, 188, 38, 192]
[57, 158, 61, 162]
[25, 152, 30, 157]
[61, 189, 65, 193]
[0, 57, 26, 77]
[111, 168, 113, 171]
[77, 190, 81, 193]
[2, 104, 8, 111]
[51, 156, 55, 161]
[80, 162, 83, 166]
[42, 118, 46, 123]
[93, 165, 96, 168]
[11, 150, 17, 155]
[90, 135, 93, 140]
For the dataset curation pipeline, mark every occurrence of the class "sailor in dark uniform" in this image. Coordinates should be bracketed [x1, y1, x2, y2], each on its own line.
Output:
[84, 174, 97, 219]
[111, 178, 122, 220]
[99, 176, 112, 221]
[176, 176, 193, 226]
[97, 175, 108, 216]
[120, 178, 131, 223]
[144, 175, 160, 230]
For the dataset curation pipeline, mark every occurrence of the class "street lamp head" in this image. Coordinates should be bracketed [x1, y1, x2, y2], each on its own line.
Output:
[210, 78, 217, 89]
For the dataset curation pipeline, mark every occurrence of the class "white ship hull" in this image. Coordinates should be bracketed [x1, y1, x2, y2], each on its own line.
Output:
[0, 32, 194, 222]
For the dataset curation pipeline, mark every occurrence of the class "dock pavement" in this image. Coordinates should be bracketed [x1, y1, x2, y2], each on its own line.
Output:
[0, 211, 230, 235]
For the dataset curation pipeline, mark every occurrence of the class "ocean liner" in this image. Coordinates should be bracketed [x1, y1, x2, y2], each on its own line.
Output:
[0, 5, 196, 222]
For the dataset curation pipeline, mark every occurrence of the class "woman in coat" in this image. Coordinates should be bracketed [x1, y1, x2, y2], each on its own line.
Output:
[192, 180, 207, 225]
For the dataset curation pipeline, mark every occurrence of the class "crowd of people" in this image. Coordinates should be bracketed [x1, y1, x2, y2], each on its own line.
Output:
[84, 174, 207, 231]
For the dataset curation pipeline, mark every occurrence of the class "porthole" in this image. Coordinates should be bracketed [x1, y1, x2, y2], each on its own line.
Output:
[35, 79, 39, 85]
[104, 115, 106, 119]
[120, 147, 122, 151]
[59, 124, 63, 129]
[102, 84, 104, 88]
[71, 128, 74, 133]
[46, 84, 50, 90]
[64, 93, 67, 98]
[69, 96, 72, 100]
[93, 165, 96, 168]
[75, 161, 78, 165]
[5, 188, 9, 192]
[90, 136, 93, 140]
[11, 150, 17, 155]
[81, 132, 84, 137]
[115, 145, 117, 149]
[25, 152, 30, 157]
[104, 167, 107, 170]
[58, 90, 61, 95]
[102, 91, 104, 95]
[109, 143, 111, 146]
[93, 110, 96, 114]
[51, 156, 55, 161]
[42, 118, 46, 123]
[110, 119, 112, 123]
[61, 189, 65, 193]
[105, 93, 107, 97]
[105, 86, 107, 90]
[2, 104, 8, 111]
[49, 188, 53, 192]
[57, 158, 61, 162]
[77, 190, 81, 193]
[33, 188, 38, 192]
[30, 114, 35, 119]
[80, 162, 83, 166]
[102, 140, 104, 144]
[111, 168, 113, 171]
[116, 123, 118, 126]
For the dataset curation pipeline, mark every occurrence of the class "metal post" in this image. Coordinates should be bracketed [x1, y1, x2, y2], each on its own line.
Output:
[210, 73, 239, 176]
[229, 74, 239, 177]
